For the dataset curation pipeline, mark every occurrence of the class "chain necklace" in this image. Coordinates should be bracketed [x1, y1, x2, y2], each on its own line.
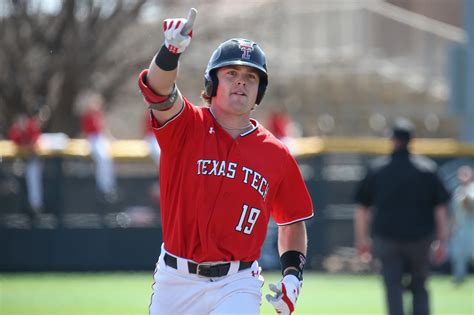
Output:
[210, 108, 253, 131]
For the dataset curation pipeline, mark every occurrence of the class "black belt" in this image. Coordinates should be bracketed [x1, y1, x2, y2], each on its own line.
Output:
[164, 253, 253, 278]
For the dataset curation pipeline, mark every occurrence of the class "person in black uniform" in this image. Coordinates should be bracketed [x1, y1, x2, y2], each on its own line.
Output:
[353, 118, 450, 315]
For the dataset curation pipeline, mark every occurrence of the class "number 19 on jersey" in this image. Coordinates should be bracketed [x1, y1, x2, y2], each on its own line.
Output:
[235, 204, 261, 235]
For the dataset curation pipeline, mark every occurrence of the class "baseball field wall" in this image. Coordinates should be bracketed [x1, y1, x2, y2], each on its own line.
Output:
[1, 137, 473, 271]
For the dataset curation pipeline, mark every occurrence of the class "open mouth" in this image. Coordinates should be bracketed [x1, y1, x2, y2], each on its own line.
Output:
[232, 91, 247, 97]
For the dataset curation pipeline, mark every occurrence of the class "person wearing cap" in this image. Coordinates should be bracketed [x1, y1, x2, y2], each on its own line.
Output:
[353, 118, 450, 315]
[137, 8, 313, 315]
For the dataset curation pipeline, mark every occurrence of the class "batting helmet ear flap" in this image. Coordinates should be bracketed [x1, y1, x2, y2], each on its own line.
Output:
[256, 75, 267, 105]
[204, 70, 219, 98]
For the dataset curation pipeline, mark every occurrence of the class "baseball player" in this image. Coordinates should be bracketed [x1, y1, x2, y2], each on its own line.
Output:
[9, 114, 44, 216]
[138, 8, 313, 315]
[80, 93, 117, 201]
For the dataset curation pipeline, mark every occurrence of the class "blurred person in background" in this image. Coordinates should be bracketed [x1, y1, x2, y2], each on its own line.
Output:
[262, 105, 298, 269]
[449, 165, 474, 285]
[8, 113, 44, 217]
[80, 93, 117, 202]
[353, 118, 450, 315]
[266, 105, 297, 154]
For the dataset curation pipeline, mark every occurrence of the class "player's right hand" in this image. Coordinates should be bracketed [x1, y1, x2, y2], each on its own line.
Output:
[266, 274, 301, 315]
[163, 8, 197, 54]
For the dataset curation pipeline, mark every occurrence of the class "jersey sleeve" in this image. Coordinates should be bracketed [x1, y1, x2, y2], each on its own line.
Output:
[150, 97, 197, 154]
[271, 152, 313, 225]
[354, 169, 374, 207]
[433, 172, 450, 206]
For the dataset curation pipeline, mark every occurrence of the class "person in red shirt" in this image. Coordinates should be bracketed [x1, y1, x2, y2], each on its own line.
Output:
[138, 9, 313, 315]
[80, 94, 117, 201]
[263, 106, 298, 268]
[267, 106, 298, 154]
[9, 114, 44, 215]
[268, 108, 290, 140]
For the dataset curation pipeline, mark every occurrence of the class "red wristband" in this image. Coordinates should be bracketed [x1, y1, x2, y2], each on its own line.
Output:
[138, 69, 170, 104]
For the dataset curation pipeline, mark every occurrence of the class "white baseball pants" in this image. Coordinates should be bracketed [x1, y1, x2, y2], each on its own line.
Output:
[149, 246, 264, 315]
[25, 156, 43, 210]
[87, 134, 116, 194]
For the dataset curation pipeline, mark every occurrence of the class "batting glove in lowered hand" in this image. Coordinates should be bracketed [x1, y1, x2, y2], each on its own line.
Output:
[266, 274, 302, 315]
[162, 9, 196, 54]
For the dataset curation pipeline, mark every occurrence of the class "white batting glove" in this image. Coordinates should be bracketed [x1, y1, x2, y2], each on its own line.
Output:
[162, 9, 196, 54]
[266, 274, 302, 315]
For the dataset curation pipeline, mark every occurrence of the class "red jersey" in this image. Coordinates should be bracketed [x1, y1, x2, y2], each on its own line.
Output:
[143, 111, 154, 137]
[268, 111, 290, 139]
[150, 98, 313, 263]
[80, 109, 104, 136]
[9, 117, 41, 147]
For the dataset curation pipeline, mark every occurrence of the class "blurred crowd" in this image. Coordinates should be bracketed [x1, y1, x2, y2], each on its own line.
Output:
[3, 93, 163, 224]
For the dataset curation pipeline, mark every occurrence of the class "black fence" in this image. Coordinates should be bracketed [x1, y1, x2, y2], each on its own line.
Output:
[1, 138, 473, 272]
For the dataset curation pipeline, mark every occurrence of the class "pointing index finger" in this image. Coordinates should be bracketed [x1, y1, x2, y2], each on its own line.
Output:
[180, 8, 197, 35]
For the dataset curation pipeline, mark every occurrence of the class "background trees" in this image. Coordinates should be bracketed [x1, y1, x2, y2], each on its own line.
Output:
[0, 0, 149, 136]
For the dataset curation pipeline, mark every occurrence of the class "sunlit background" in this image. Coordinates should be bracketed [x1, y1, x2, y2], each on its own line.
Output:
[0, 1, 473, 314]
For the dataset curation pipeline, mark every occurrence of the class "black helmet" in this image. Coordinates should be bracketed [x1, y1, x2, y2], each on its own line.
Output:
[204, 38, 268, 105]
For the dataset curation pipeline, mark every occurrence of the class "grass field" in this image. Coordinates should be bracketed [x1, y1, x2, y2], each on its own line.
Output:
[0, 272, 472, 315]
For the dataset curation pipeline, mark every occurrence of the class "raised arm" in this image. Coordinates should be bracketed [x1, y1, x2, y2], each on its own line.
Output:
[138, 8, 197, 125]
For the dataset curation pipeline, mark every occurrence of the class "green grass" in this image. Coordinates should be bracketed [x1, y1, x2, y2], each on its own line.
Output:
[0, 272, 472, 315]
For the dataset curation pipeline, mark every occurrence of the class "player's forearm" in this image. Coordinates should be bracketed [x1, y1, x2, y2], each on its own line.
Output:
[354, 206, 370, 244]
[278, 221, 307, 256]
[276, 221, 308, 285]
[147, 54, 179, 96]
